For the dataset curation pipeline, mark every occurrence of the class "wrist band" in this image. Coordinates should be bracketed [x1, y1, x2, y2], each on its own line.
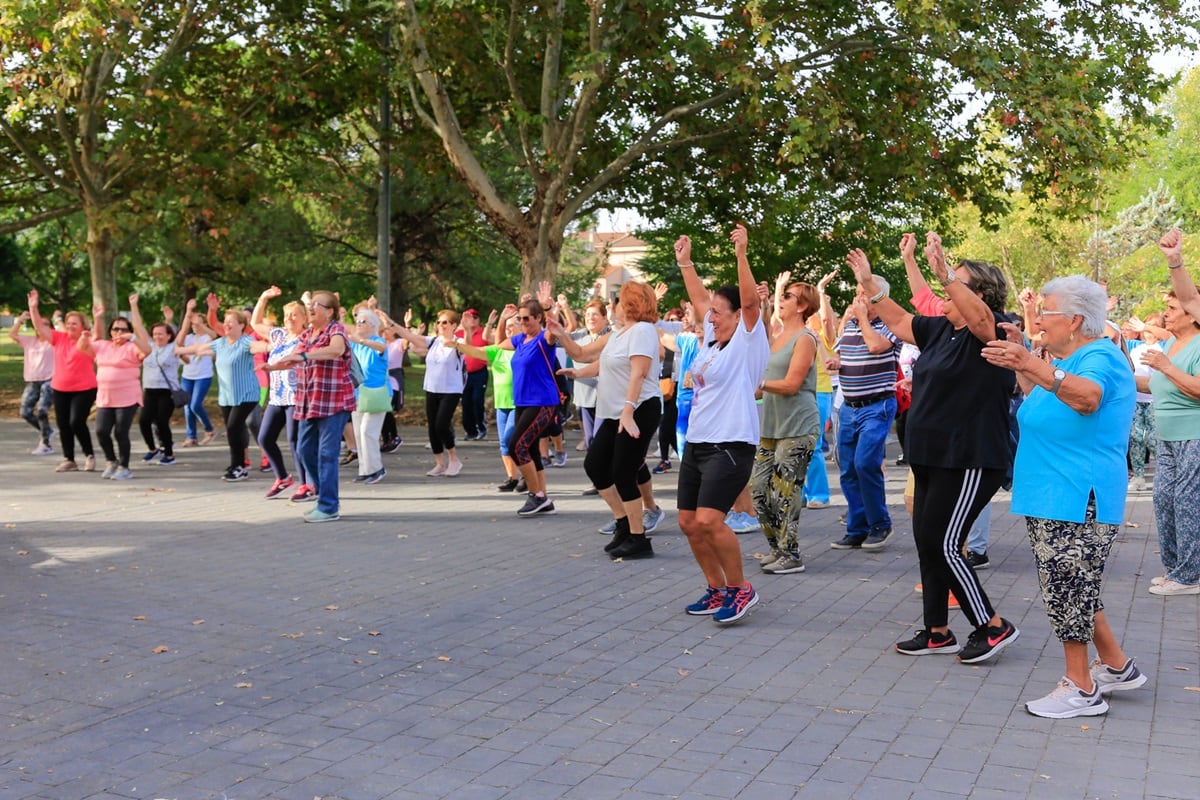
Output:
[678, 262, 695, 269]
[868, 276, 891, 304]
[1169, 261, 1184, 270]
[300, 352, 308, 362]
[624, 400, 637, 407]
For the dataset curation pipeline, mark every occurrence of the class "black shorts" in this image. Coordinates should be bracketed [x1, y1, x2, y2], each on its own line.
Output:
[676, 441, 756, 513]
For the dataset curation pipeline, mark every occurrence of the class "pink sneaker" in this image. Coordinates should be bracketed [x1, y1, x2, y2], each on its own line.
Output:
[426, 463, 447, 477]
[444, 460, 464, 477]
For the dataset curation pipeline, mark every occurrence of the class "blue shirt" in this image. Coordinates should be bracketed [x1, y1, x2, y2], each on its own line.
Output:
[1011, 340, 1135, 524]
[209, 336, 260, 406]
[510, 331, 561, 407]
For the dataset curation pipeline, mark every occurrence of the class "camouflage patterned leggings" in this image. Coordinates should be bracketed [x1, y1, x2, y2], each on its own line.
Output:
[750, 434, 816, 555]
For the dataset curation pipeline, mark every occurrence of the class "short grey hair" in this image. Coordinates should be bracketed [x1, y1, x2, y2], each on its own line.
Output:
[1041, 275, 1107, 338]
[355, 308, 381, 331]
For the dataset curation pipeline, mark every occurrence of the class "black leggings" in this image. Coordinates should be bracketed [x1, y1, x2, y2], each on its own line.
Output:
[221, 402, 259, 470]
[258, 404, 301, 481]
[53, 388, 96, 462]
[585, 399, 661, 501]
[510, 406, 557, 469]
[425, 392, 459, 454]
[658, 394, 678, 461]
[96, 405, 138, 467]
[139, 388, 176, 456]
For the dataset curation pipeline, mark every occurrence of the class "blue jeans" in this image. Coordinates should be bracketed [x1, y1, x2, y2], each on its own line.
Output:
[180, 376, 213, 440]
[20, 380, 54, 444]
[803, 391, 832, 504]
[298, 410, 351, 515]
[837, 397, 896, 539]
[966, 503, 992, 554]
[496, 407, 516, 457]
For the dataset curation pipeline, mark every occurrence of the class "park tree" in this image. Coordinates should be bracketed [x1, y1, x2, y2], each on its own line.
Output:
[394, 1, 1197, 293]
[0, 1, 379, 327]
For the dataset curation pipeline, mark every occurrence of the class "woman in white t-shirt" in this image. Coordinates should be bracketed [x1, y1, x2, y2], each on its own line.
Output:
[673, 225, 771, 625]
[553, 283, 663, 559]
[394, 309, 465, 476]
[174, 299, 217, 447]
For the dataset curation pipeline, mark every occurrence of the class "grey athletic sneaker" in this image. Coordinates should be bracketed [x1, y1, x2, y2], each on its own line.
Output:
[763, 554, 806, 574]
[1089, 657, 1148, 695]
[642, 506, 666, 533]
[1025, 677, 1109, 719]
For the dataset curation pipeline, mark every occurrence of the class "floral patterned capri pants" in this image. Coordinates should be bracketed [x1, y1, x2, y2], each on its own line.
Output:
[1026, 496, 1117, 643]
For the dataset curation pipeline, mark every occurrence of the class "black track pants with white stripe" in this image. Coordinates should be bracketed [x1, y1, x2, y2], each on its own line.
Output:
[911, 465, 1008, 630]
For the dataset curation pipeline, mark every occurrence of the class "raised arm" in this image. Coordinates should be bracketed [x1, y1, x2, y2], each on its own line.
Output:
[1160, 228, 1200, 321]
[251, 286, 281, 339]
[126, 294, 152, 356]
[731, 224, 760, 331]
[846, 249, 914, 344]
[674, 235, 711, 321]
[26, 291, 53, 342]
[924, 232, 995, 344]
[9, 311, 28, 343]
[205, 292, 221, 332]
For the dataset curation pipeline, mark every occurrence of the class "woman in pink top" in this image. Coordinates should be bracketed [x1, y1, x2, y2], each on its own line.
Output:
[78, 295, 152, 480]
[27, 290, 100, 472]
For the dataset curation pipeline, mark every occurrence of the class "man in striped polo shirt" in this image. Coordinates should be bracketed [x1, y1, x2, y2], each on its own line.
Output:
[831, 292, 901, 550]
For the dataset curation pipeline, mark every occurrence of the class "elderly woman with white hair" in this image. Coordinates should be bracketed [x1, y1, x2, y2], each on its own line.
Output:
[983, 274, 1145, 719]
[347, 306, 391, 485]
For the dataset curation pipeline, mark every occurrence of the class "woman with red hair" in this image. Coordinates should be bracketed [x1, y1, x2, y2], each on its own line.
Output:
[553, 282, 663, 558]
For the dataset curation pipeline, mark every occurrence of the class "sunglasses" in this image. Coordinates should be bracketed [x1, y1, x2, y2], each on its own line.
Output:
[436, 319, 453, 325]
[111, 327, 132, 333]
[516, 314, 535, 321]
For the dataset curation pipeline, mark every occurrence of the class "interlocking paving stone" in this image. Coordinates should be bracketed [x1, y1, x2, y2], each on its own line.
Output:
[0, 419, 1194, 799]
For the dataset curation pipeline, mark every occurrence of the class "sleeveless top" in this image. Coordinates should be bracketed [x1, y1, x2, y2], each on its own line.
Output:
[760, 330, 820, 440]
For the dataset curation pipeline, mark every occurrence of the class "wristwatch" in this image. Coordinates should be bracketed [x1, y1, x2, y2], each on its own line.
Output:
[939, 270, 958, 287]
[1049, 368, 1065, 395]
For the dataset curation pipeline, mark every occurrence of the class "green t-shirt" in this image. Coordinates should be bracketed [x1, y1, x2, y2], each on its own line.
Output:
[485, 345, 516, 410]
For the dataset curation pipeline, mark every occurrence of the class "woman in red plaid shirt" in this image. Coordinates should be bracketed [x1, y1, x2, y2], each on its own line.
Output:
[267, 290, 357, 522]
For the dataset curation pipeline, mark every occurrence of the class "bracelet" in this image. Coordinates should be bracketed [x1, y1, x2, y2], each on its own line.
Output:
[624, 400, 637, 408]
[300, 352, 308, 362]
[868, 276, 890, 304]
[678, 262, 695, 269]
[1169, 261, 1184, 270]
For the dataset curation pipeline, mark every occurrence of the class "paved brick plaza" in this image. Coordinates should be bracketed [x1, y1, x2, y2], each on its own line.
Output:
[0, 418, 1196, 800]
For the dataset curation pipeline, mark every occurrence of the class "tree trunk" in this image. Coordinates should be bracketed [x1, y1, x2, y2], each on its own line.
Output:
[518, 225, 564, 296]
[85, 206, 118, 331]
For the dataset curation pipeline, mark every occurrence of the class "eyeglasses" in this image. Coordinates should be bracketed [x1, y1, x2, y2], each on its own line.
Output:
[515, 315, 534, 321]
[111, 327, 131, 333]
[355, 319, 369, 324]
[1036, 306, 1071, 319]
[310, 300, 333, 310]
[436, 319, 452, 325]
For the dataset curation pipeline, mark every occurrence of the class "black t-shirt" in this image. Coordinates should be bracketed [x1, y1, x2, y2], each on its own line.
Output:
[906, 312, 1015, 470]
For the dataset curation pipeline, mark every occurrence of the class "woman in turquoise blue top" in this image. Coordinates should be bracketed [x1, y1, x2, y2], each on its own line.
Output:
[1143, 228, 1200, 597]
[177, 308, 260, 482]
[983, 275, 1145, 719]
[348, 307, 390, 485]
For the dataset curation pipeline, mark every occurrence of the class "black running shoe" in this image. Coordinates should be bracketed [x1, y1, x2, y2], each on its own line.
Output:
[896, 629, 961, 656]
[609, 534, 653, 560]
[959, 618, 1020, 664]
[516, 493, 555, 516]
[497, 478, 519, 492]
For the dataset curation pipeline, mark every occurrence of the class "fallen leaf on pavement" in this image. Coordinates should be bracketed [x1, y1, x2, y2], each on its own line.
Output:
[151, 645, 169, 654]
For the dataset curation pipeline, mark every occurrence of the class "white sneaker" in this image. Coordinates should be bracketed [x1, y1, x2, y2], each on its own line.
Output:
[1089, 657, 1148, 695]
[1025, 677, 1109, 719]
[1148, 579, 1200, 596]
[32, 442, 55, 456]
[426, 463, 446, 477]
[101, 462, 118, 479]
[444, 460, 463, 477]
[111, 467, 134, 481]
